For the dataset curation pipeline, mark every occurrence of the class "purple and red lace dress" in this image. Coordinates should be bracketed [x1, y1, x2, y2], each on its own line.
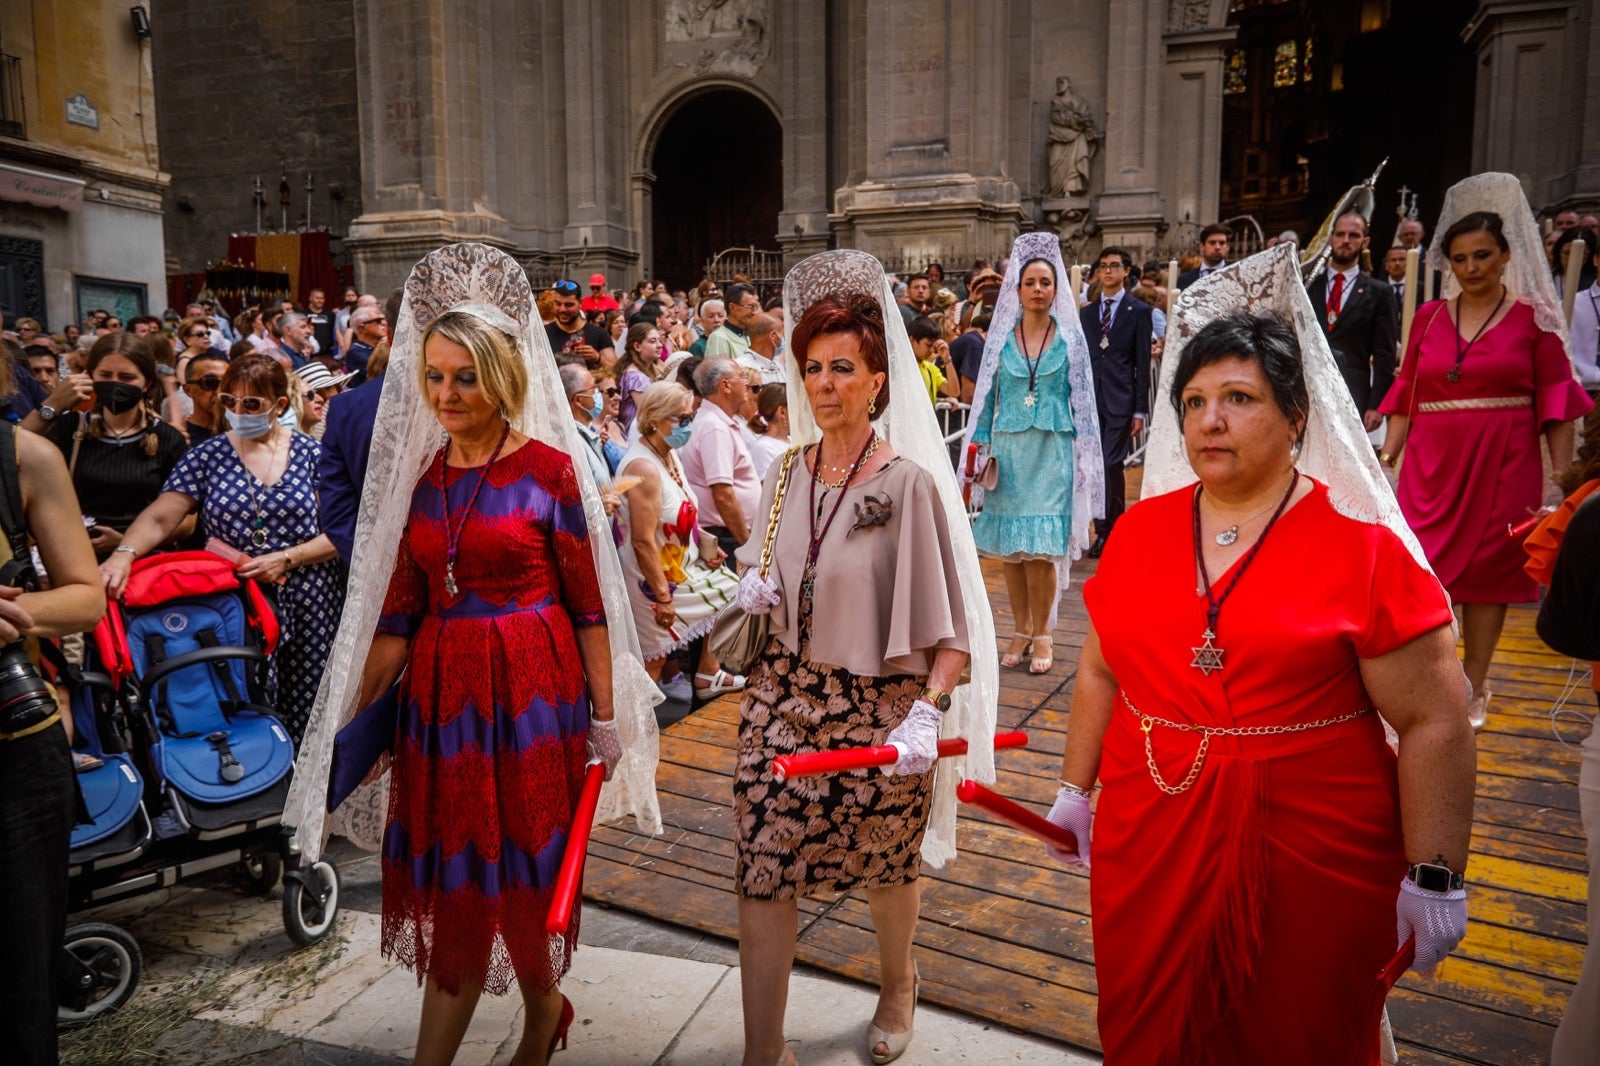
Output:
[376, 440, 605, 995]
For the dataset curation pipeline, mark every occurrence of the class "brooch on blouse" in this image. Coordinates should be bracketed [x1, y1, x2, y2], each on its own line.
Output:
[847, 493, 894, 536]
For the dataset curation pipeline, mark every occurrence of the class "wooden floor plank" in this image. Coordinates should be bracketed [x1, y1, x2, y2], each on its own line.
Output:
[583, 547, 1589, 1064]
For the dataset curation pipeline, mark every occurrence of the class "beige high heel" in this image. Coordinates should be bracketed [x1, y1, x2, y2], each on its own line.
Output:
[868, 965, 919, 1065]
[1029, 633, 1054, 674]
[1001, 632, 1032, 669]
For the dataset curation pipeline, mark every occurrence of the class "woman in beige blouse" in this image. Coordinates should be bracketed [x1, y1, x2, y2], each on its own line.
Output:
[732, 291, 971, 1066]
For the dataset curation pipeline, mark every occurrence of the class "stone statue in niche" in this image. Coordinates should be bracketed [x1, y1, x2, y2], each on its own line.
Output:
[666, 0, 770, 78]
[1046, 76, 1101, 199]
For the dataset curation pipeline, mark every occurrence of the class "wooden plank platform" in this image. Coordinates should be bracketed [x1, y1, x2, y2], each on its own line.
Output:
[583, 478, 1591, 1064]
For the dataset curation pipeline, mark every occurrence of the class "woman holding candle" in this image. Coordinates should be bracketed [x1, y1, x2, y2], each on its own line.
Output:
[961, 232, 1104, 675]
[1047, 245, 1476, 1064]
[731, 250, 996, 1066]
[280, 244, 662, 1066]
[1378, 174, 1593, 728]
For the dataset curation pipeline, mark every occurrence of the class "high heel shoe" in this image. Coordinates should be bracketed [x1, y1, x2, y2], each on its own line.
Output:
[867, 965, 919, 1065]
[547, 993, 574, 1056]
[1001, 633, 1032, 669]
[1029, 633, 1054, 675]
[1467, 686, 1491, 732]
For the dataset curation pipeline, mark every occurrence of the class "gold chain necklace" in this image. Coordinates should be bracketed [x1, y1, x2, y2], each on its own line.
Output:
[815, 434, 881, 489]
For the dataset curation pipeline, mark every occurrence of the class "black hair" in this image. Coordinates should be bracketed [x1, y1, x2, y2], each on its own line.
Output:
[906, 316, 942, 343]
[971, 313, 993, 331]
[629, 302, 664, 326]
[723, 282, 758, 309]
[1199, 223, 1231, 243]
[1441, 211, 1509, 256]
[1097, 246, 1133, 270]
[1018, 257, 1058, 289]
[1169, 312, 1309, 439]
[674, 355, 704, 397]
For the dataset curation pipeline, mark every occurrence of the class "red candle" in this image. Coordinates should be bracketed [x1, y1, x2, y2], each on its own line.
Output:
[771, 731, 1029, 781]
[955, 779, 1078, 853]
[545, 761, 606, 936]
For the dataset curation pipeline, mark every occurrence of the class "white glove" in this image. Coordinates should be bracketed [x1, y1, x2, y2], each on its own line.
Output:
[1396, 876, 1468, 974]
[1045, 787, 1093, 868]
[735, 569, 781, 614]
[586, 716, 622, 781]
[884, 700, 942, 775]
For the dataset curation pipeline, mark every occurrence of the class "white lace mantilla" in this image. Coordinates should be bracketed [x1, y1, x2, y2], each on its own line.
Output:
[1144, 243, 1434, 575]
[782, 250, 999, 868]
[282, 243, 662, 862]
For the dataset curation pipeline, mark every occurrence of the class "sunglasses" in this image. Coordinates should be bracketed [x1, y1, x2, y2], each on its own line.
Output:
[188, 375, 222, 392]
[187, 330, 209, 339]
[668, 414, 694, 428]
[218, 393, 277, 414]
[602, 386, 620, 397]
[553, 280, 581, 296]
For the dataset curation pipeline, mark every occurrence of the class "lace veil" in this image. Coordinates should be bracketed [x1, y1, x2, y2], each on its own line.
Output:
[781, 250, 998, 867]
[1428, 171, 1572, 361]
[283, 243, 662, 862]
[1143, 243, 1433, 574]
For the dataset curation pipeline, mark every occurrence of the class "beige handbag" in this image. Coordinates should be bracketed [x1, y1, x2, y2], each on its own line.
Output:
[708, 447, 798, 673]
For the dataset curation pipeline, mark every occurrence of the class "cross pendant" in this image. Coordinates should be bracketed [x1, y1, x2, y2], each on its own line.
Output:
[444, 564, 459, 598]
[1190, 628, 1224, 676]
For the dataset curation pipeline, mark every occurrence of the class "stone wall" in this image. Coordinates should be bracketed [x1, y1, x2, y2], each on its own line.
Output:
[151, 0, 362, 276]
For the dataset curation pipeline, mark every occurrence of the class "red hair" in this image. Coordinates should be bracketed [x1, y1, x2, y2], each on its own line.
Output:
[789, 294, 890, 420]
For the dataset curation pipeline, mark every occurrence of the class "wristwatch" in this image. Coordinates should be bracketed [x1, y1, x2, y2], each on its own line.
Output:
[38, 404, 58, 422]
[1406, 861, 1464, 892]
[920, 687, 952, 713]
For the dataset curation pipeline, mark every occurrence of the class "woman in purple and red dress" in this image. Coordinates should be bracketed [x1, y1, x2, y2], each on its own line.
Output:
[1379, 204, 1593, 727]
[356, 308, 621, 1066]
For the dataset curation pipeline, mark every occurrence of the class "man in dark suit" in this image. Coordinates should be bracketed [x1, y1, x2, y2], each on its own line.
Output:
[1176, 224, 1231, 289]
[1306, 211, 1398, 431]
[1081, 246, 1153, 556]
[317, 288, 400, 563]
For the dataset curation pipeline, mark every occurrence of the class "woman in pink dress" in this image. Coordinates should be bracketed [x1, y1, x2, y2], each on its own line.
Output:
[1380, 206, 1593, 726]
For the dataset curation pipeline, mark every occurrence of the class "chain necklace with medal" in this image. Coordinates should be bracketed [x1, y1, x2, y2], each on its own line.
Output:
[1203, 490, 1289, 547]
[1446, 285, 1507, 383]
[1018, 320, 1051, 408]
[439, 422, 512, 600]
[802, 430, 879, 599]
[1189, 470, 1299, 675]
[243, 431, 287, 549]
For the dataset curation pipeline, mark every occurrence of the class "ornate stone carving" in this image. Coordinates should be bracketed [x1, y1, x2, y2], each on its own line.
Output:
[666, 0, 770, 78]
[1044, 205, 1095, 264]
[1167, 0, 1217, 32]
[1046, 77, 1100, 199]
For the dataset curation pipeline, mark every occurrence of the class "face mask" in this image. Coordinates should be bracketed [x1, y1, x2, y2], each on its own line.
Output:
[94, 381, 145, 415]
[665, 421, 694, 450]
[587, 392, 605, 420]
[277, 406, 299, 432]
[226, 408, 277, 439]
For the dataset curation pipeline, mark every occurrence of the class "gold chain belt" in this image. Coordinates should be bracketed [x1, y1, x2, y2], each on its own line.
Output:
[1415, 396, 1532, 413]
[1121, 692, 1369, 796]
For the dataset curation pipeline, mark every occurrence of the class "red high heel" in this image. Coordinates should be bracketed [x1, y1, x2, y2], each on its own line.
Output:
[547, 994, 574, 1056]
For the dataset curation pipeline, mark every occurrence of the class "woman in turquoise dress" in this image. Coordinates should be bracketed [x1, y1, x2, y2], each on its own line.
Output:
[963, 234, 1104, 675]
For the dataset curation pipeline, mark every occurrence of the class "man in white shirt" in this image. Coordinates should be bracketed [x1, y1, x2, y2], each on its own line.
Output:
[736, 313, 787, 384]
[681, 356, 760, 562]
[1567, 241, 1600, 403]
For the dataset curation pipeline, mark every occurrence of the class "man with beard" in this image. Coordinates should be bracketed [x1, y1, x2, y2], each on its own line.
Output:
[544, 279, 614, 365]
[1306, 211, 1397, 432]
[1177, 224, 1231, 288]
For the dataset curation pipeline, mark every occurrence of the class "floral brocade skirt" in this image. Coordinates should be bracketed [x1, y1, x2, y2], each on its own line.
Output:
[732, 596, 932, 900]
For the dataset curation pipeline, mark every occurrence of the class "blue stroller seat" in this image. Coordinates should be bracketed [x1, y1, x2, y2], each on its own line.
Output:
[66, 678, 150, 870]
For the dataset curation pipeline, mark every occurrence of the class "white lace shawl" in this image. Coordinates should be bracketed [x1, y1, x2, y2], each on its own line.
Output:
[781, 249, 999, 868]
[1143, 243, 1434, 574]
[282, 243, 662, 862]
[1428, 171, 1574, 363]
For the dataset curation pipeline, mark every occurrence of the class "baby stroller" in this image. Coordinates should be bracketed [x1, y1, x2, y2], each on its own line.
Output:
[58, 551, 340, 1027]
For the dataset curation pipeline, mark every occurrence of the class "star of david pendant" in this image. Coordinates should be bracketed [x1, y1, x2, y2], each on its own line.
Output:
[1100, 336, 1110, 350]
[1191, 628, 1225, 676]
[444, 564, 459, 598]
[1023, 393, 1037, 408]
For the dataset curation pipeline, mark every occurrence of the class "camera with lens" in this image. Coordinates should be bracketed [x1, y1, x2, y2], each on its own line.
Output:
[0, 554, 58, 735]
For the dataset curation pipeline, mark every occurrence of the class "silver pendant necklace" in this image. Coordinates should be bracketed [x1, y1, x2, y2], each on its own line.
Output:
[1204, 491, 1289, 547]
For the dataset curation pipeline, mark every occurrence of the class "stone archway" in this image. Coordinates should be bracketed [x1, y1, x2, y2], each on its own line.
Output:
[647, 87, 782, 289]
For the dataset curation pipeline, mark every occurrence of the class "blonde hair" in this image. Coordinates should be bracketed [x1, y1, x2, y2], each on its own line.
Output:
[634, 380, 692, 437]
[419, 311, 528, 422]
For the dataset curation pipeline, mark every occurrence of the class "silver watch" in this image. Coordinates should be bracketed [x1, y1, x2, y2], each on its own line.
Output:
[38, 404, 58, 422]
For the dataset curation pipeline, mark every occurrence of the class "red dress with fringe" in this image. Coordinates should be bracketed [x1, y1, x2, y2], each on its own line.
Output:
[1082, 481, 1451, 1065]
[377, 441, 605, 996]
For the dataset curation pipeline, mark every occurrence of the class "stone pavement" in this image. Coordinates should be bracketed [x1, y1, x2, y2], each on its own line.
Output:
[59, 841, 1098, 1065]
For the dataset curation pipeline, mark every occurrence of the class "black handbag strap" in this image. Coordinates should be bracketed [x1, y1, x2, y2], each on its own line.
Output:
[0, 426, 29, 579]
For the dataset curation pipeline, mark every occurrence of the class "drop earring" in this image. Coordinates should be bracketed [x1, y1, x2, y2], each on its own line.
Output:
[868, 396, 876, 415]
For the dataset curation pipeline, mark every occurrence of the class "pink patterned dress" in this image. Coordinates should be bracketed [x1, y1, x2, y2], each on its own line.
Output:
[1380, 299, 1593, 603]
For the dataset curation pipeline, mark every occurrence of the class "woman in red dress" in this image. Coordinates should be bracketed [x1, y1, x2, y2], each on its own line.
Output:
[1050, 307, 1477, 1064]
[1379, 203, 1592, 727]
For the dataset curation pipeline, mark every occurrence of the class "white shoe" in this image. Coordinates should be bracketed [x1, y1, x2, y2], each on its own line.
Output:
[659, 673, 693, 702]
[1467, 687, 1491, 731]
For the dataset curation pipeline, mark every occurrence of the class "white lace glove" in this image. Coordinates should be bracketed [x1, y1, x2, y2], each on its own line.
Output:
[1045, 787, 1093, 868]
[586, 716, 622, 781]
[735, 569, 781, 614]
[1396, 876, 1468, 973]
[884, 700, 942, 775]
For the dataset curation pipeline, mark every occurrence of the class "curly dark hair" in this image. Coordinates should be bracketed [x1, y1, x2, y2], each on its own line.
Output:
[1169, 312, 1309, 441]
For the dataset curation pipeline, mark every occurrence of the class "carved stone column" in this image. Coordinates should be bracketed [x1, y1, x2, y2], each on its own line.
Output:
[1095, 0, 1168, 247]
[776, 0, 831, 264]
[1159, 21, 1234, 231]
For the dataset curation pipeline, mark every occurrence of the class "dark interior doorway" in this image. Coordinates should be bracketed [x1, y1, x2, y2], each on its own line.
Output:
[651, 89, 782, 289]
[1220, 0, 1477, 248]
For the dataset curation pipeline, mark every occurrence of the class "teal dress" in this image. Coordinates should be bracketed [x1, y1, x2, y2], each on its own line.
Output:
[970, 326, 1076, 559]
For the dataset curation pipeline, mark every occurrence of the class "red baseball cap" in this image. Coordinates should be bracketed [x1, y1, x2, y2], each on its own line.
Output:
[589, 273, 607, 287]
